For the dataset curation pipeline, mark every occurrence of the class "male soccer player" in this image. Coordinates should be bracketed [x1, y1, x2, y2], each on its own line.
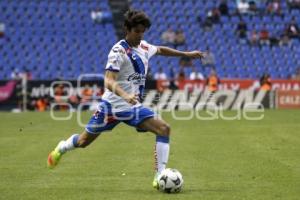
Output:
[47, 9, 205, 189]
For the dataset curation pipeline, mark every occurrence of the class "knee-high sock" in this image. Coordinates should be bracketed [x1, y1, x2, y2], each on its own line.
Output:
[57, 134, 79, 154]
[155, 135, 170, 174]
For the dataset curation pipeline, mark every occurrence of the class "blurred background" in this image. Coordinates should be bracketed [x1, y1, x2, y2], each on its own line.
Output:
[0, 0, 300, 111]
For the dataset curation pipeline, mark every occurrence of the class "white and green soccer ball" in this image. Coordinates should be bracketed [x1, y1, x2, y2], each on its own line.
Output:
[158, 168, 184, 193]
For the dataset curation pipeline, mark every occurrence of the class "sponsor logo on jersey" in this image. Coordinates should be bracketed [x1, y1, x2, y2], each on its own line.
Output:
[128, 72, 146, 85]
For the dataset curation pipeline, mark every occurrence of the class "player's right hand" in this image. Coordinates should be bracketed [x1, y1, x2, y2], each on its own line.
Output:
[124, 94, 139, 105]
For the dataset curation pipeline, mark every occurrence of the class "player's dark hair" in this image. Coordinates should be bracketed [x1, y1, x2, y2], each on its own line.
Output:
[124, 9, 151, 31]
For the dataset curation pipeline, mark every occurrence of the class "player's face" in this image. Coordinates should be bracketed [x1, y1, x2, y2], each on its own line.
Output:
[126, 24, 146, 46]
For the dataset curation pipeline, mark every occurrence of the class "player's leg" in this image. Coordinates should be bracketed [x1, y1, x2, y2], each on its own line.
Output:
[56, 130, 100, 153]
[137, 117, 171, 189]
[47, 131, 100, 169]
[117, 106, 170, 188]
[47, 110, 120, 169]
[138, 117, 170, 172]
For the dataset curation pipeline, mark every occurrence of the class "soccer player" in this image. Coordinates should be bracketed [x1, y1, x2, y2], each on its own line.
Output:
[47, 9, 205, 189]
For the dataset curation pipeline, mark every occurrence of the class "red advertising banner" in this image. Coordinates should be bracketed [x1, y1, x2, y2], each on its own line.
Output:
[277, 90, 300, 109]
[271, 80, 300, 91]
[0, 81, 16, 102]
[157, 79, 300, 91]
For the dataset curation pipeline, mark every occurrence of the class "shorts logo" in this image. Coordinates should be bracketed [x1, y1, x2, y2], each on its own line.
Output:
[93, 110, 100, 119]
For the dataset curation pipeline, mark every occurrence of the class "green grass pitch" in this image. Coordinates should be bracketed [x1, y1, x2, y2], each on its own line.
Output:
[0, 110, 299, 200]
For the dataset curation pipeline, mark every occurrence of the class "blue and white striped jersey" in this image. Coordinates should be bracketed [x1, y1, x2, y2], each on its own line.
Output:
[101, 39, 157, 112]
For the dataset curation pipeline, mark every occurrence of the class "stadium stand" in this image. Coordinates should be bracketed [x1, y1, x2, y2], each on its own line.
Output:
[0, 0, 116, 80]
[130, 0, 300, 79]
[0, 0, 299, 80]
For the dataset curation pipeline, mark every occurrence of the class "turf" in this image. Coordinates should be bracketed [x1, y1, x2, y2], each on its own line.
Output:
[0, 110, 299, 200]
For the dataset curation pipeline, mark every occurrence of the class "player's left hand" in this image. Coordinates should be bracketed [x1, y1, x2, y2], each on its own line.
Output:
[185, 51, 206, 59]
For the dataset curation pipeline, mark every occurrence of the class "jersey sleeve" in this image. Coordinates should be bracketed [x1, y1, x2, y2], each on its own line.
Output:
[105, 45, 125, 72]
[142, 41, 158, 58]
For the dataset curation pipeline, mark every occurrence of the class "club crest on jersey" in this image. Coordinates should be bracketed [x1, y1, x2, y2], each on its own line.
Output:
[141, 43, 149, 51]
[126, 48, 131, 54]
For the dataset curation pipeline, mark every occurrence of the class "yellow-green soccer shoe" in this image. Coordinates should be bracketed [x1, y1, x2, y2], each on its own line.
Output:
[47, 141, 64, 169]
[152, 173, 160, 189]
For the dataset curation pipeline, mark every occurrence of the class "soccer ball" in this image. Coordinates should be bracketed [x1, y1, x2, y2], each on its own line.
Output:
[158, 168, 184, 193]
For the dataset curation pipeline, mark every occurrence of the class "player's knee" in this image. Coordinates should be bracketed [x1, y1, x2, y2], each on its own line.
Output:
[77, 138, 90, 148]
[158, 123, 171, 136]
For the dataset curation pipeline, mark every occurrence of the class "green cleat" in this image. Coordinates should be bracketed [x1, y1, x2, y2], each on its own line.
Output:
[47, 141, 64, 169]
[152, 173, 160, 189]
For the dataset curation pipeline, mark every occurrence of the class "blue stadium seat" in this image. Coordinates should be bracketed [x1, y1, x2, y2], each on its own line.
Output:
[0, 0, 116, 80]
[1, 0, 299, 79]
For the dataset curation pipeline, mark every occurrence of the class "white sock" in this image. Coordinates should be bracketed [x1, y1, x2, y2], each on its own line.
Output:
[57, 134, 79, 154]
[155, 136, 170, 174]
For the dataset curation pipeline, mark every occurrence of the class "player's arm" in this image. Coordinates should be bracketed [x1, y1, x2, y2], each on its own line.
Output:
[104, 70, 138, 105]
[156, 46, 205, 59]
